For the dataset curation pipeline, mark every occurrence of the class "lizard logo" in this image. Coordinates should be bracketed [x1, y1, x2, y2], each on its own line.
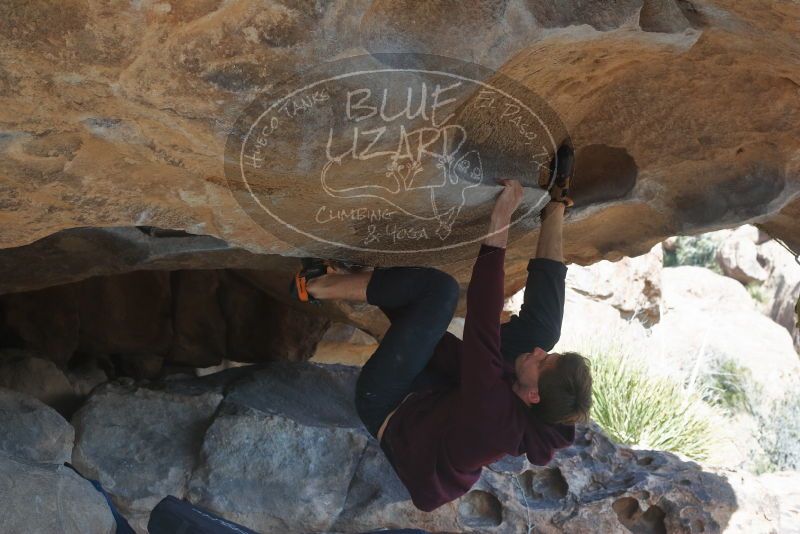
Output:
[225, 53, 569, 265]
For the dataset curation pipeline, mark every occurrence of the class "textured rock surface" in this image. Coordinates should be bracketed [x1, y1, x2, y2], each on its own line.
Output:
[0, 349, 78, 414]
[0, 0, 798, 296]
[0, 386, 74, 464]
[563, 243, 663, 326]
[661, 265, 754, 313]
[716, 226, 768, 284]
[653, 266, 800, 400]
[0, 263, 331, 370]
[71, 380, 225, 531]
[71, 362, 783, 533]
[756, 239, 800, 351]
[758, 471, 800, 534]
[0, 387, 115, 533]
[0, 460, 116, 534]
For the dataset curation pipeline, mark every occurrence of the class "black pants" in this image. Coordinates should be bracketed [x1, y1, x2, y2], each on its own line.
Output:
[354, 258, 566, 439]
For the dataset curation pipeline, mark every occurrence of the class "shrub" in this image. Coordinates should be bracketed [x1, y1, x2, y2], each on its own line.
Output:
[746, 282, 766, 304]
[582, 347, 712, 461]
[663, 235, 722, 273]
[698, 357, 756, 415]
[753, 389, 800, 472]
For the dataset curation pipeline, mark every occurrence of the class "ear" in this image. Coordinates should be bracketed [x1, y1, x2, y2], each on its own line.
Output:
[528, 389, 540, 404]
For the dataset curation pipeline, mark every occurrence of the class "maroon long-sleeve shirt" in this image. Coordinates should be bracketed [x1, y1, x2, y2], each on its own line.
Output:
[379, 244, 575, 512]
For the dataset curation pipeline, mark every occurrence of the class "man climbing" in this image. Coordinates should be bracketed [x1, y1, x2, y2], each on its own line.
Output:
[291, 143, 592, 512]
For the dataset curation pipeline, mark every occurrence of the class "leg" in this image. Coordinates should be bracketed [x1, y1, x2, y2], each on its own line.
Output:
[500, 202, 567, 360]
[306, 270, 372, 302]
[352, 267, 459, 438]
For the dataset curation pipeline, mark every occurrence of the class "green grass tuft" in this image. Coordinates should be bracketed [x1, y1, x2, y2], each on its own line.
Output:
[745, 282, 766, 304]
[698, 357, 756, 415]
[587, 350, 712, 461]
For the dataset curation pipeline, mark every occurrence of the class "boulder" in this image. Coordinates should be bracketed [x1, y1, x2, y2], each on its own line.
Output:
[649, 307, 800, 402]
[0, 284, 79, 367]
[556, 287, 649, 351]
[661, 266, 755, 314]
[716, 226, 769, 284]
[658, 264, 799, 396]
[72, 362, 781, 533]
[218, 271, 331, 362]
[70, 381, 225, 531]
[320, 323, 378, 346]
[187, 365, 372, 532]
[311, 323, 379, 366]
[0, 460, 115, 534]
[756, 239, 800, 351]
[0, 386, 74, 464]
[757, 471, 800, 534]
[77, 270, 173, 357]
[0, 349, 78, 414]
[564, 243, 663, 326]
[0, 0, 799, 296]
[168, 270, 227, 368]
[0, 388, 114, 533]
[66, 357, 109, 398]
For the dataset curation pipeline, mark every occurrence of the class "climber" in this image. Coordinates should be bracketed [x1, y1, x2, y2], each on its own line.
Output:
[290, 142, 593, 512]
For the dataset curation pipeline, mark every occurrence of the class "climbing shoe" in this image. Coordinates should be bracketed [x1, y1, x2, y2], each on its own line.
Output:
[539, 141, 575, 208]
[290, 257, 330, 305]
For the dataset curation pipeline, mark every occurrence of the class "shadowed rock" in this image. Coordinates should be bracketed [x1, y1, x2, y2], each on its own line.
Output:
[69, 362, 779, 533]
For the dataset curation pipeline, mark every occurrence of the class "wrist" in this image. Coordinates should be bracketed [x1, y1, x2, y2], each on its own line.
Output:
[484, 215, 509, 248]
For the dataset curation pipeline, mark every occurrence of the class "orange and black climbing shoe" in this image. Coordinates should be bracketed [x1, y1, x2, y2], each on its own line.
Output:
[540, 141, 575, 209]
[290, 258, 329, 305]
[539, 141, 575, 221]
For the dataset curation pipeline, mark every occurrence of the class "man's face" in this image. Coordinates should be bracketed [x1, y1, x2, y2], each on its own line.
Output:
[512, 347, 560, 406]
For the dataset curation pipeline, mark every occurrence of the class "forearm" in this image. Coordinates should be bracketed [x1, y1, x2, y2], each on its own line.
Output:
[483, 213, 510, 249]
[536, 203, 565, 263]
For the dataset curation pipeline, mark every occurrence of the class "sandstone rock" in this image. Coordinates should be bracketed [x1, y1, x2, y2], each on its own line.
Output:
[0, 460, 115, 534]
[218, 271, 330, 362]
[649, 308, 800, 401]
[77, 270, 173, 356]
[0, 386, 74, 464]
[756, 239, 800, 351]
[0, 261, 333, 372]
[0, 0, 798, 298]
[72, 362, 781, 533]
[661, 266, 755, 313]
[71, 381, 224, 531]
[66, 358, 109, 398]
[0, 349, 78, 414]
[311, 323, 379, 366]
[0, 387, 114, 533]
[564, 243, 663, 326]
[188, 364, 371, 533]
[717, 231, 768, 284]
[169, 270, 227, 368]
[0, 227, 290, 296]
[321, 323, 378, 345]
[0, 284, 79, 367]
[557, 287, 650, 352]
[758, 471, 800, 534]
